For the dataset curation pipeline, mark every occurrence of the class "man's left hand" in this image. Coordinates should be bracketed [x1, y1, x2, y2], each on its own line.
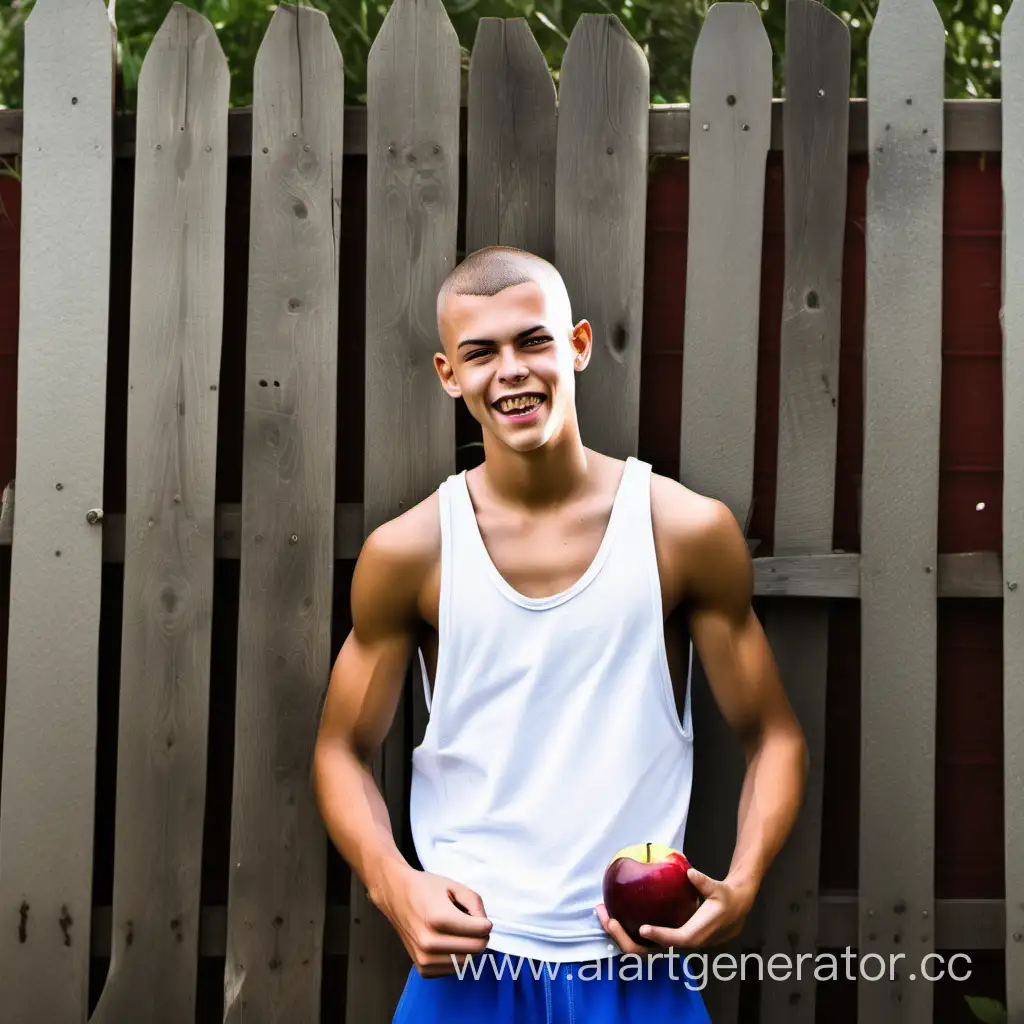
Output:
[595, 868, 755, 953]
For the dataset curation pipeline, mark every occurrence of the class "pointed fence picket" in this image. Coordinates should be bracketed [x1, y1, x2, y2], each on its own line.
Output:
[89, 7, 228, 1023]
[0, 1, 115, 1020]
[0, 1, 1017, 1021]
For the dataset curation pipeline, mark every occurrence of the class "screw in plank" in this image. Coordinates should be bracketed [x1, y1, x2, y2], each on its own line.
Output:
[86, 508, 103, 525]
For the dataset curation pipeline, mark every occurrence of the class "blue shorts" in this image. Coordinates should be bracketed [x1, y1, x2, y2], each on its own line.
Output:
[392, 948, 712, 1022]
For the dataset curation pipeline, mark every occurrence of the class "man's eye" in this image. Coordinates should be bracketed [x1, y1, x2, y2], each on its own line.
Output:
[523, 337, 551, 347]
[466, 349, 491, 360]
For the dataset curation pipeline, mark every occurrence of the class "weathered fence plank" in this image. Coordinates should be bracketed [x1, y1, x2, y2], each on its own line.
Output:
[759, 3, 849, 1021]
[555, 13, 648, 461]
[859, 0, 944, 1020]
[351, 0, 460, 1019]
[89, 7, 228, 1022]
[1001, 0, 1024, 1014]
[222, 6, 343, 1020]
[679, 4, 772, 1022]
[0, 0, 115, 1019]
[466, 18, 556, 259]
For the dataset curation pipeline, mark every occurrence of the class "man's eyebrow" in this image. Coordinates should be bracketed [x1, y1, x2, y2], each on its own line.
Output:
[457, 325, 547, 350]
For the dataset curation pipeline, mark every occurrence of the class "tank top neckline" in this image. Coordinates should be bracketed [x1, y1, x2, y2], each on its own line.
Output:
[451, 456, 640, 610]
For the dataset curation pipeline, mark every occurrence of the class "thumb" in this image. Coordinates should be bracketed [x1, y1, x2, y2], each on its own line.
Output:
[687, 867, 717, 899]
[448, 882, 487, 918]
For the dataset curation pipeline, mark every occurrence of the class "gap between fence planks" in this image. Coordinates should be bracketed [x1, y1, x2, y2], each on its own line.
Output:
[678, 5, 772, 1021]
[757, 4, 850, 1022]
[89, 7, 228, 1023]
[221, 6, 343, 1021]
[859, 1, 945, 1021]
[0, 0, 116, 1020]
[1001, 0, 1024, 1016]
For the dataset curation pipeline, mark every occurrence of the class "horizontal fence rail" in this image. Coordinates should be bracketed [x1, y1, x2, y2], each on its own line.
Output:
[0, 99, 1009, 159]
[0, 496, 1006, 598]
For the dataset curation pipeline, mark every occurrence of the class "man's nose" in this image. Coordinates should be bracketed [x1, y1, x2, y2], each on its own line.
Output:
[497, 349, 527, 384]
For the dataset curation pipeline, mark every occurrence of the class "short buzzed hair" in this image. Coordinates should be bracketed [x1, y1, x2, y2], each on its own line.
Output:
[436, 245, 572, 332]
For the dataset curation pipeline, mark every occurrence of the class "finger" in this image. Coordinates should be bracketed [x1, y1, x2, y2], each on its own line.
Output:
[602, 914, 651, 955]
[641, 899, 721, 949]
[448, 883, 487, 918]
[421, 932, 491, 955]
[432, 906, 493, 939]
[687, 867, 718, 899]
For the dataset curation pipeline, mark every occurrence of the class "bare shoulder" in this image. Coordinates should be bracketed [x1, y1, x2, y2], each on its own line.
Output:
[351, 490, 441, 635]
[360, 490, 441, 568]
[649, 470, 752, 617]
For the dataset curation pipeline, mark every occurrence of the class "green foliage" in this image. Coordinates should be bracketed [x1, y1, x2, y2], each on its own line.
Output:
[0, 0, 1010, 110]
[965, 995, 1008, 1024]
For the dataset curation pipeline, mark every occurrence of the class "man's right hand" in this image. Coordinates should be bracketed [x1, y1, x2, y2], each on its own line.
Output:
[370, 863, 493, 977]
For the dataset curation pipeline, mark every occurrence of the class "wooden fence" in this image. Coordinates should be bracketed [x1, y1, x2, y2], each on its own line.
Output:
[0, 0, 1019, 1021]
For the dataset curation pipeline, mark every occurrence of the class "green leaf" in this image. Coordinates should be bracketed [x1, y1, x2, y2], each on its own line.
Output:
[964, 996, 1008, 1024]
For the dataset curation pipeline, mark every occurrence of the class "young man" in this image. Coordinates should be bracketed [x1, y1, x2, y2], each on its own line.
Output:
[312, 246, 808, 1021]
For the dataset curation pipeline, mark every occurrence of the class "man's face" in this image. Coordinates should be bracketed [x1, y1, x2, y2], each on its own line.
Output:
[435, 280, 591, 453]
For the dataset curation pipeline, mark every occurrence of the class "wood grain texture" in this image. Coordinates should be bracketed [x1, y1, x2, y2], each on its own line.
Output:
[0, 0, 115, 1019]
[859, 1, 944, 1020]
[758, 4, 849, 1021]
[88, 7, 228, 1022]
[678, 6, 772, 1022]
[678, 0, 772, 527]
[222, 6, 343, 1021]
[466, 18, 556, 258]
[1001, 0, 1024, 1013]
[352, 0, 460, 1018]
[555, 14, 648, 461]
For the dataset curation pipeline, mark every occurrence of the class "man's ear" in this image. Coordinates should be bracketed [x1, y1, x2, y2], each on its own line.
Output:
[571, 319, 593, 371]
[434, 351, 462, 398]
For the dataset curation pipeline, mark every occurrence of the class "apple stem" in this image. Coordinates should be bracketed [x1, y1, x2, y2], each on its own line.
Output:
[646, 842, 651, 863]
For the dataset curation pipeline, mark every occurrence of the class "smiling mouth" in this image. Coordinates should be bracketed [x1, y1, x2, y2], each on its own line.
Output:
[492, 393, 546, 417]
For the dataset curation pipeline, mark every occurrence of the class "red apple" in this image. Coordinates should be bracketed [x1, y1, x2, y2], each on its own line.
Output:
[602, 842, 701, 946]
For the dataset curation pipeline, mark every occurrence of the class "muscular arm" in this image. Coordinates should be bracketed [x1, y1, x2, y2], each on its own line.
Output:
[312, 499, 493, 975]
[682, 497, 809, 906]
[598, 477, 808, 951]
[311, 504, 435, 902]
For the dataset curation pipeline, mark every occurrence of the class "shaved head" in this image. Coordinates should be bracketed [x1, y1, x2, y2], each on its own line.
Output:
[436, 245, 573, 336]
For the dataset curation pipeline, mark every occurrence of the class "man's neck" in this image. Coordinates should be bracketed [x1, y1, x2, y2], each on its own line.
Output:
[477, 427, 595, 510]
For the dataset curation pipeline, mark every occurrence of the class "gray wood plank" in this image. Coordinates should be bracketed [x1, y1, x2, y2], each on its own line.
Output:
[222, 6, 343, 1021]
[678, 6, 772, 1022]
[352, 0, 460, 1018]
[0, 0, 115, 1019]
[759, 4, 849, 1022]
[678, 0, 772, 528]
[1001, 0, 1024, 1013]
[466, 18, 556, 259]
[555, 13, 648, 461]
[859, 1, 944, 1021]
[88, 7, 228, 1022]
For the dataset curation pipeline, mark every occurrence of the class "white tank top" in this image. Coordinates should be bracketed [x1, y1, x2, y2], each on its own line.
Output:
[409, 456, 695, 963]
